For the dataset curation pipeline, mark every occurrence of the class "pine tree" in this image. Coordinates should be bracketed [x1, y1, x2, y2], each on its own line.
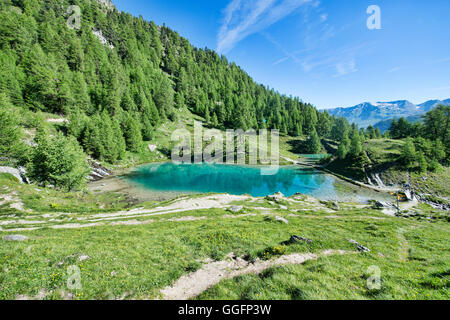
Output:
[212, 112, 219, 128]
[349, 129, 362, 157]
[0, 94, 25, 163]
[294, 122, 302, 137]
[375, 127, 382, 139]
[400, 139, 417, 166]
[432, 139, 446, 162]
[124, 116, 142, 152]
[307, 128, 321, 154]
[337, 142, 347, 160]
[112, 117, 126, 160]
[417, 152, 427, 173]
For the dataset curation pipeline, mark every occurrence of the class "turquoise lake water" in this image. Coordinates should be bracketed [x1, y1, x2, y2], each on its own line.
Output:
[125, 163, 343, 199]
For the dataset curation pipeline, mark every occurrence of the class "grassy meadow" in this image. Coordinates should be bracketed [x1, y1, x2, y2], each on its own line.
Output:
[0, 173, 448, 300]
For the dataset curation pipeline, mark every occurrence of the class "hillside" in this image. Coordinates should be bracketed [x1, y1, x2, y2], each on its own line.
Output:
[374, 115, 422, 134]
[0, 0, 351, 191]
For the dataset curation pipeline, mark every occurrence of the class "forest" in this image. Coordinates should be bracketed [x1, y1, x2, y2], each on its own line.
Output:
[0, 0, 348, 189]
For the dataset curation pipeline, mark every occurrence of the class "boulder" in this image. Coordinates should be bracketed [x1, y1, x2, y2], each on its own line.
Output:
[349, 239, 370, 253]
[370, 200, 394, 210]
[228, 206, 243, 213]
[331, 201, 340, 210]
[275, 216, 289, 224]
[79, 255, 90, 262]
[265, 192, 285, 203]
[290, 235, 312, 244]
[0, 167, 24, 183]
[3, 235, 29, 242]
[320, 200, 340, 210]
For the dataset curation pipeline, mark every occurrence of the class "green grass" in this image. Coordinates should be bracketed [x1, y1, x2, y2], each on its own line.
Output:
[197, 219, 449, 300]
[0, 175, 448, 300]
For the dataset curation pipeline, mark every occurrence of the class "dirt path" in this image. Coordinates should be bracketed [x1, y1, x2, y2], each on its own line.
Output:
[0, 194, 251, 232]
[160, 249, 351, 300]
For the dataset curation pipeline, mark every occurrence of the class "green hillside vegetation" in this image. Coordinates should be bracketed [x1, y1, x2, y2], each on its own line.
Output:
[0, 0, 345, 190]
[324, 106, 449, 189]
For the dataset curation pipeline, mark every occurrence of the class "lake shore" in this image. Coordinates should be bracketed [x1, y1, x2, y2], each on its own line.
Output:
[90, 162, 396, 204]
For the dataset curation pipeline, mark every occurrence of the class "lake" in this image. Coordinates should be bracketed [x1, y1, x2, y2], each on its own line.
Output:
[123, 163, 391, 203]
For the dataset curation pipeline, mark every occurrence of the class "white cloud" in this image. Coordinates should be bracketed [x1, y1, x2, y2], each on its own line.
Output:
[334, 59, 358, 77]
[388, 66, 401, 73]
[320, 13, 327, 22]
[217, 0, 313, 54]
[272, 56, 290, 66]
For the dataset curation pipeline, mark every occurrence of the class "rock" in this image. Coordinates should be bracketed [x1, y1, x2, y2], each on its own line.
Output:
[279, 205, 288, 210]
[349, 239, 370, 253]
[0, 166, 24, 183]
[229, 206, 243, 213]
[275, 216, 289, 224]
[148, 144, 158, 152]
[265, 192, 285, 203]
[320, 200, 340, 210]
[88, 159, 113, 181]
[290, 235, 312, 244]
[92, 28, 114, 49]
[331, 201, 340, 210]
[370, 200, 394, 210]
[403, 189, 418, 202]
[79, 255, 90, 262]
[3, 235, 29, 242]
[97, 0, 115, 10]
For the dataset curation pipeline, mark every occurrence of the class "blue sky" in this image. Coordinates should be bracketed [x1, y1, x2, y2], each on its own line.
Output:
[114, 0, 450, 110]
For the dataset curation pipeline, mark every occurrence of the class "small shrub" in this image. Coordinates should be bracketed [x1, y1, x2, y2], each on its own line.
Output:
[259, 245, 286, 260]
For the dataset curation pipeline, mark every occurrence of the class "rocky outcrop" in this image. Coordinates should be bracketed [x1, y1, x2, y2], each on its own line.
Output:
[370, 200, 394, 210]
[0, 166, 28, 184]
[92, 28, 114, 49]
[97, 0, 115, 10]
[88, 160, 113, 181]
[265, 192, 285, 203]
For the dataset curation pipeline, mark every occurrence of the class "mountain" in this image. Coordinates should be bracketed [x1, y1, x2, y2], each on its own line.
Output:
[373, 115, 422, 133]
[418, 99, 450, 112]
[328, 99, 450, 128]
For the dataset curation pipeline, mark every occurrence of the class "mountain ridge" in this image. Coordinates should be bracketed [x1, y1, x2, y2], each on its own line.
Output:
[327, 99, 450, 128]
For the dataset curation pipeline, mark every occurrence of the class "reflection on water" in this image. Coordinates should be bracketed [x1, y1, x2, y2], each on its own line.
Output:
[124, 163, 391, 203]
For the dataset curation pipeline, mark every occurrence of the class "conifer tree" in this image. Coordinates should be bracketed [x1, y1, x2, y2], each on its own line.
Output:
[417, 152, 427, 173]
[349, 129, 362, 157]
[124, 116, 142, 153]
[307, 128, 322, 154]
[400, 139, 417, 166]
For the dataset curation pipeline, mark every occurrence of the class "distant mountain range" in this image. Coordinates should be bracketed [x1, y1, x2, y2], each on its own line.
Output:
[327, 99, 450, 129]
